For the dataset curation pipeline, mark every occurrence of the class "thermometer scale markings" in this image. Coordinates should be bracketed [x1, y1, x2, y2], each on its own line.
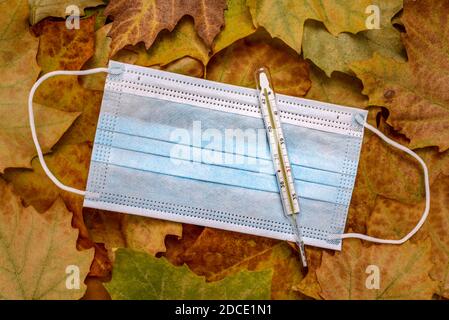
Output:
[257, 69, 307, 269]
[263, 88, 298, 215]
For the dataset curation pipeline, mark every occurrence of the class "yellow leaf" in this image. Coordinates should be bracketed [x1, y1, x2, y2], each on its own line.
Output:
[135, 0, 256, 68]
[122, 215, 182, 256]
[29, 0, 105, 24]
[134, 17, 210, 67]
[81, 23, 138, 91]
[207, 38, 310, 97]
[304, 22, 405, 76]
[159, 56, 204, 78]
[0, 178, 94, 299]
[317, 239, 437, 299]
[212, 0, 256, 54]
[104, 0, 227, 56]
[0, 0, 79, 171]
[247, 0, 374, 53]
[84, 209, 126, 251]
[302, 0, 404, 76]
[5, 143, 92, 241]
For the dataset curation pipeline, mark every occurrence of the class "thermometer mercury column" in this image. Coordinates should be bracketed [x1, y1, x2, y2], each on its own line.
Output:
[255, 67, 308, 269]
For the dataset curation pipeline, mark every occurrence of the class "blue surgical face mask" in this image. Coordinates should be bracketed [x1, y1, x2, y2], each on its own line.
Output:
[28, 61, 430, 251]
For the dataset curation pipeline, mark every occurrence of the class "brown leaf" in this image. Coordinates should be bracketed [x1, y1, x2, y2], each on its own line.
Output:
[163, 224, 205, 266]
[207, 38, 310, 97]
[317, 239, 437, 299]
[181, 228, 304, 299]
[292, 247, 323, 299]
[104, 0, 227, 56]
[5, 143, 92, 244]
[351, 0, 449, 151]
[0, 178, 94, 299]
[367, 176, 449, 298]
[82, 277, 111, 300]
[33, 16, 103, 145]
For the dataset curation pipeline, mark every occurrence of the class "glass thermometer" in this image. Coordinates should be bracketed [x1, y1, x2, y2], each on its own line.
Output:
[255, 67, 308, 269]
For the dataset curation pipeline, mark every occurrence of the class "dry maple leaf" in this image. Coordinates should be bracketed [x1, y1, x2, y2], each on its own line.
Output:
[316, 238, 437, 300]
[5, 143, 92, 239]
[351, 0, 449, 151]
[81, 23, 138, 91]
[134, 17, 210, 67]
[33, 16, 103, 145]
[302, 0, 405, 76]
[181, 228, 305, 300]
[306, 65, 368, 108]
[0, 178, 94, 299]
[247, 0, 375, 54]
[84, 209, 182, 257]
[367, 176, 449, 298]
[104, 0, 227, 56]
[207, 37, 311, 97]
[134, 0, 256, 67]
[0, 0, 79, 172]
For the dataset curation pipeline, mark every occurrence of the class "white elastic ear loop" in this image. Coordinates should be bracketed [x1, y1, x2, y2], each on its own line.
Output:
[28, 68, 110, 196]
[336, 116, 430, 245]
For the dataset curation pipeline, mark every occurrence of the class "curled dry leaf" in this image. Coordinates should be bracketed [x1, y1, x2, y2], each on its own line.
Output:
[317, 238, 437, 300]
[104, 0, 227, 56]
[0, 178, 94, 299]
[351, 0, 449, 151]
[207, 38, 311, 97]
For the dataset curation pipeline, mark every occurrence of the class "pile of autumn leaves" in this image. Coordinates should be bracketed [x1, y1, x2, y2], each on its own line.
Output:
[0, 0, 448, 300]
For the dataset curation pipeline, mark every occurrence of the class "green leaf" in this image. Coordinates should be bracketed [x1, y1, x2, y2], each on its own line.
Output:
[303, 22, 406, 76]
[105, 249, 272, 300]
